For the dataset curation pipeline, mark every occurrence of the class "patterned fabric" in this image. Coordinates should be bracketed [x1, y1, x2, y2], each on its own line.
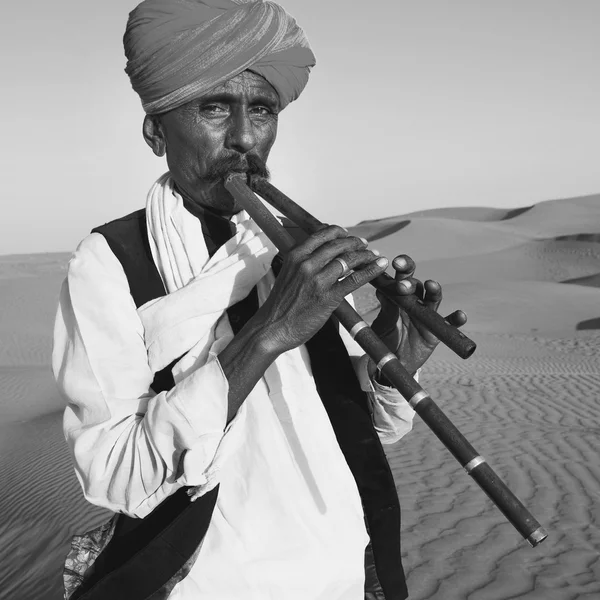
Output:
[63, 516, 118, 599]
[124, 0, 316, 114]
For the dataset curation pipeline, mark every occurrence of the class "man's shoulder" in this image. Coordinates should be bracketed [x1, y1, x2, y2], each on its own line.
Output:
[91, 208, 147, 236]
[89, 208, 164, 307]
[91, 209, 150, 258]
[89, 206, 152, 262]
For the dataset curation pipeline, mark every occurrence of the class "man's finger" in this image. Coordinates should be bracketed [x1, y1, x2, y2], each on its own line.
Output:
[445, 310, 467, 328]
[336, 256, 389, 296]
[308, 236, 370, 273]
[318, 249, 380, 282]
[372, 289, 401, 341]
[422, 280, 442, 311]
[395, 277, 418, 295]
[414, 280, 425, 300]
[392, 255, 416, 281]
[289, 225, 349, 258]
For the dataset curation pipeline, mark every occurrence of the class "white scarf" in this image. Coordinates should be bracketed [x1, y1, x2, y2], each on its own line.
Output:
[142, 173, 278, 382]
[141, 172, 296, 497]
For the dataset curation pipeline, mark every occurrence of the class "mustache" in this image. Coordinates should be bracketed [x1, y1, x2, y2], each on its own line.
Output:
[204, 154, 270, 183]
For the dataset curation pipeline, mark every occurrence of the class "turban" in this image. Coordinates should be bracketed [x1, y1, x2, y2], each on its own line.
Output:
[124, 0, 316, 114]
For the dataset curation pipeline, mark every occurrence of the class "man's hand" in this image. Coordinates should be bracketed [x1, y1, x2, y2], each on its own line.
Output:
[219, 226, 388, 424]
[256, 225, 388, 355]
[369, 254, 467, 380]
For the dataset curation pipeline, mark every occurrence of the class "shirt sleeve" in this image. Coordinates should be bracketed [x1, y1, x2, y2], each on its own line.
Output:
[53, 233, 231, 518]
[338, 294, 416, 445]
[355, 355, 417, 445]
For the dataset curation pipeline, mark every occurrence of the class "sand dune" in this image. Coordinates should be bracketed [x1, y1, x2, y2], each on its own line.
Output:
[357, 277, 600, 336]
[497, 194, 600, 239]
[412, 240, 600, 286]
[356, 204, 533, 225]
[0, 412, 109, 599]
[413, 280, 600, 334]
[0, 253, 70, 280]
[354, 193, 600, 262]
[0, 257, 111, 600]
[358, 217, 530, 262]
[389, 354, 600, 600]
[1, 193, 600, 599]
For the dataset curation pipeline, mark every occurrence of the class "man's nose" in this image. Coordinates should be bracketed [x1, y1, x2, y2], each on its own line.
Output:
[225, 108, 257, 154]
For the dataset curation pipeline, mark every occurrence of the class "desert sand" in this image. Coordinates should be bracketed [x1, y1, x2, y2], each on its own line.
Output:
[1, 194, 599, 599]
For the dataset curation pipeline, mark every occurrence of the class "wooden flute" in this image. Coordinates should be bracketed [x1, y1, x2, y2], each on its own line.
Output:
[249, 176, 476, 360]
[223, 173, 548, 548]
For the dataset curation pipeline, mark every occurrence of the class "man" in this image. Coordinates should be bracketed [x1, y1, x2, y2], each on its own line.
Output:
[53, 1, 463, 599]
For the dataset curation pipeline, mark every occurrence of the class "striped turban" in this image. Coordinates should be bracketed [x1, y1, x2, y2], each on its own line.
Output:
[124, 0, 316, 115]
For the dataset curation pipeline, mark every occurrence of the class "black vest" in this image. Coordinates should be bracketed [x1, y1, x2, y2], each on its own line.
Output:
[70, 208, 408, 600]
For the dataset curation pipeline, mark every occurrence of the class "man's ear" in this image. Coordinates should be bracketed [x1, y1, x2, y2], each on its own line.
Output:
[143, 114, 167, 157]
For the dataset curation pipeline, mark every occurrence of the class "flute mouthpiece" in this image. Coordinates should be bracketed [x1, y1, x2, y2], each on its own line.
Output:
[224, 172, 248, 185]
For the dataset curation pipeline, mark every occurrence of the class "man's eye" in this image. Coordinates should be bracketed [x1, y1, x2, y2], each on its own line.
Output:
[201, 105, 227, 115]
[251, 106, 273, 116]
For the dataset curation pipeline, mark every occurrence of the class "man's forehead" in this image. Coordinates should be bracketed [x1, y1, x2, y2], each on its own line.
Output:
[204, 71, 279, 102]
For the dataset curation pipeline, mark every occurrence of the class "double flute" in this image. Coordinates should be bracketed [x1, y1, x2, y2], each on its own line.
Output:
[224, 173, 548, 548]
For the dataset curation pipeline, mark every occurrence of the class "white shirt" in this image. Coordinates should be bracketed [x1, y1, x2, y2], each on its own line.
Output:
[53, 232, 415, 600]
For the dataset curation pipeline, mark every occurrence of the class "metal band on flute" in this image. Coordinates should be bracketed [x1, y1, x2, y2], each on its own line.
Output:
[527, 528, 549, 547]
[408, 390, 428, 409]
[223, 173, 548, 548]
[376, 353, 396, 373]
[349, 321, 369, 339]
[464, 456, 486, 473]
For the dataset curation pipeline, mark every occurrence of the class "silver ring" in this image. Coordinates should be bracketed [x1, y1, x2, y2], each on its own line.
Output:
[334, 257, 351, 279]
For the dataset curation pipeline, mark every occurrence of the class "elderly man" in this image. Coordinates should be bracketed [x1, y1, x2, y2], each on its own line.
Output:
[53, 1, 462, 599]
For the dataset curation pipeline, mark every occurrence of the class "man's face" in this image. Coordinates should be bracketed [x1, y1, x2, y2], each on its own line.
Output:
[153, 70, 279, 215]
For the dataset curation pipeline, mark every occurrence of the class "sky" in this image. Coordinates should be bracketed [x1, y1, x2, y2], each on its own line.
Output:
[3, 0, 600, 254]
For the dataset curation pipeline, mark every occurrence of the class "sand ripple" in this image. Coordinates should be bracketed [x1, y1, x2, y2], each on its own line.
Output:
[386, 339, 600, 600]
[0, 411, 110, 600]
